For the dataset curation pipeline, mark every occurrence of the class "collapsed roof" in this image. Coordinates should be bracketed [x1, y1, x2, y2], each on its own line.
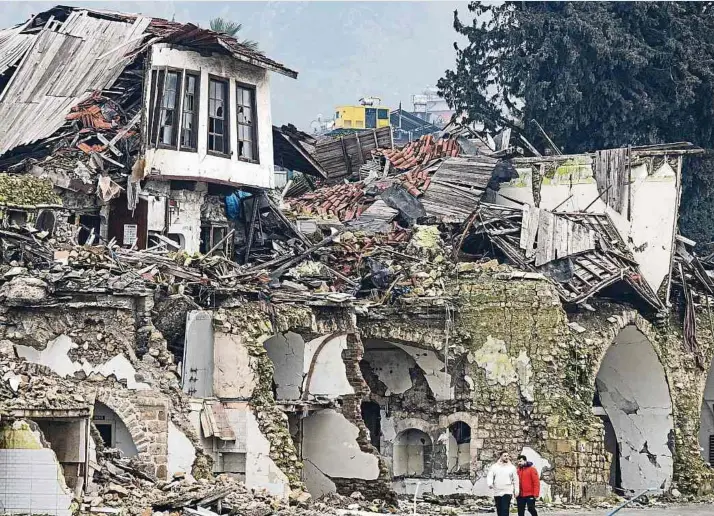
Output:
[0, 5, 296, 160]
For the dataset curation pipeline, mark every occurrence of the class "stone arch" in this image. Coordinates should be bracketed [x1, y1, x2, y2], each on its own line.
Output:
[592, 319, 674, 494]
[394, 417, 439, 441]
[302, 332, 350, 399]
[441, 412, 478, 476]
[443, 411, 477, 428]
[394, 428, 432, 478]
[589, 311, 672, 387]
[94, 390, 151, 463]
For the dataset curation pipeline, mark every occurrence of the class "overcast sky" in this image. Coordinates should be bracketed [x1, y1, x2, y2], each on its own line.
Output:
[4, 1, 467, 131]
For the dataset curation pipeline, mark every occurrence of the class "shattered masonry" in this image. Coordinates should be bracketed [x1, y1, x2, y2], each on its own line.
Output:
[0, 5, 713, 516]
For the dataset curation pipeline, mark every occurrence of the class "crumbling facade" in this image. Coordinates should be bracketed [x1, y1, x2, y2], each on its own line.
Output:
[0, 5, 714, 516]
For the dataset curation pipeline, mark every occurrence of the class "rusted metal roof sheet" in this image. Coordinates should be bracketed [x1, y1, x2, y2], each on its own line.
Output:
[0, 11, 150, 157]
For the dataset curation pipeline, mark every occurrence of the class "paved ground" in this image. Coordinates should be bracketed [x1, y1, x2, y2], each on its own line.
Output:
[342, 503, 714, 516]
[543, 505, 713, 516]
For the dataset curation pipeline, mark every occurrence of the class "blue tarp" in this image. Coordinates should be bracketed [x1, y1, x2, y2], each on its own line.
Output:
[225, 191, 252, 220]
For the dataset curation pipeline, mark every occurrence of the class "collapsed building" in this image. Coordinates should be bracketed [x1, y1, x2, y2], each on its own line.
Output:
[0, 5, 714, 516]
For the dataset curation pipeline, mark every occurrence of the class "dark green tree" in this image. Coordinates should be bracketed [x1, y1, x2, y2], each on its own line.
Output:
[209, 17, 259, 51]
[438, 2, 714, 243]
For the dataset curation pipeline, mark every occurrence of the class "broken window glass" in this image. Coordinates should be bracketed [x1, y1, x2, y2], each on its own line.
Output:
[158, 71, 179, 146]
[236, 85, 257, 161]
[208, 78, 229, 154]
[180, 72, 199, 150]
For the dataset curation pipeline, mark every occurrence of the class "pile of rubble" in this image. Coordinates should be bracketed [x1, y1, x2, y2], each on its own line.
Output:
[90, 464, 339, 516]
[286, 133, 460, 223]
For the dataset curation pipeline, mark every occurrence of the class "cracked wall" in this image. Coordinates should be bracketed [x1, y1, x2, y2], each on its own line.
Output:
[595, 325, 674, 492]
[302, 409, 380, 482]
[356, 268, 714, 499]
[699, 357, 714, 465]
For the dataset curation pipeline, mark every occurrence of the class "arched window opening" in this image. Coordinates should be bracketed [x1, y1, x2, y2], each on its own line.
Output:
[394, 428, 432, 478]
[448, 421, 471, 474]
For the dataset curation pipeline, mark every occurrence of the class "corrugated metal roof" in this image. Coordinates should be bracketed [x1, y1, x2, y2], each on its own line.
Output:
[0, 11, 150, 157]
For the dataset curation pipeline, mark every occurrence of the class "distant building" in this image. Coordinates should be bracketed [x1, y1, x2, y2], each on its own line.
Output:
[334, 97, 390, 131]
[411, 86, 455, 128]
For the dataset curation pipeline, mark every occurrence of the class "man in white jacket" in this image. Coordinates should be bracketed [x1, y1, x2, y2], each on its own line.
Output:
[487, 451, 519, 516]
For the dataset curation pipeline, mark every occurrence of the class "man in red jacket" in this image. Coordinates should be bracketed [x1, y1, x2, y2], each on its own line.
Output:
[516, 454, 540, 516]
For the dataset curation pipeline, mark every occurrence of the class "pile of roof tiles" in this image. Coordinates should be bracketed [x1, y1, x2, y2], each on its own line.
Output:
[289, 135, 462, 223]
[395, 167, 432, 197]
[66, 101, 116, 131]
[382, 134, 460, 171]
[290, 182, 368, 221]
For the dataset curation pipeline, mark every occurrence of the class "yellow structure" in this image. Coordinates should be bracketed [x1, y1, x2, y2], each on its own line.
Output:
[334, 100, 390, 130]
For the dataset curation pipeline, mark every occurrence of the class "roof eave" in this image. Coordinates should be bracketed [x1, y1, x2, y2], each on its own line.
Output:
[216, 39, 297, 79]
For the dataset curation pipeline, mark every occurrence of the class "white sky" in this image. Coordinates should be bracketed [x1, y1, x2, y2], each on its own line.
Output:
[3, 1, 467, 130]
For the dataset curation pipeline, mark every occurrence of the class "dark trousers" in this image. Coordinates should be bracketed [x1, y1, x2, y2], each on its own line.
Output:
[494, 495, 512, 516]
[516, 496, 538, 516]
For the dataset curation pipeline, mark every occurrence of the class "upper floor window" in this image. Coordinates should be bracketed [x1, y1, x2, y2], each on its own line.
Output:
[181, 72, 199, 150]
[150, 69, 199, 150]
[208, 78, 229, 155]
[236, 84, 258, 161]
[378, 109, 389, 120]
[149, 70, 180, 148]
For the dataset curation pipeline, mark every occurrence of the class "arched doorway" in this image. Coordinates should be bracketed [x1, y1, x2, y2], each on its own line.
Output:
[393, 428, 432, 477]
[593, 325, 674, 493]
[699, 358, 714, 466]
[92, 401, 138, 457]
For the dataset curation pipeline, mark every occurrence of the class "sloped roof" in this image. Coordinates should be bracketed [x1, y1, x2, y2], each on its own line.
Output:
[0, 6, 297, 159]
[272, 125, 326, 178]
[0, 9, 151, 157]
[51, 5, 298, 78]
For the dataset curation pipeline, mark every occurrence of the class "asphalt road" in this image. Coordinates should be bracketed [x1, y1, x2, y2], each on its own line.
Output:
[543, 505, 713, 516]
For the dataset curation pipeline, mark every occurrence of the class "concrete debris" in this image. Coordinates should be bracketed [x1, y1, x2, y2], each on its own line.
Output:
[0, 4, 712, 515]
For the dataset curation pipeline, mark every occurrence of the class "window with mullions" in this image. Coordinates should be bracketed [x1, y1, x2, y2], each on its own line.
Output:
[180, 72, 200, 150]
[208, 78, 229, 155]
[236, 84, 258, 161]
[149, 69, 199, 150]
[149, 70, 181, 147]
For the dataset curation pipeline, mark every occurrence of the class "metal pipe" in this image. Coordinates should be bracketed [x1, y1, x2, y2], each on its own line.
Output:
[606, 489, 652, 516]
[413, 481, 421, 516]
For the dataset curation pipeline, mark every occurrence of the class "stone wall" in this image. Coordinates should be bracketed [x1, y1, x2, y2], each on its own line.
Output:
[358, 267, 714, 499]
[568, 305, 714, 496]
[94, 388, 170, 479]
